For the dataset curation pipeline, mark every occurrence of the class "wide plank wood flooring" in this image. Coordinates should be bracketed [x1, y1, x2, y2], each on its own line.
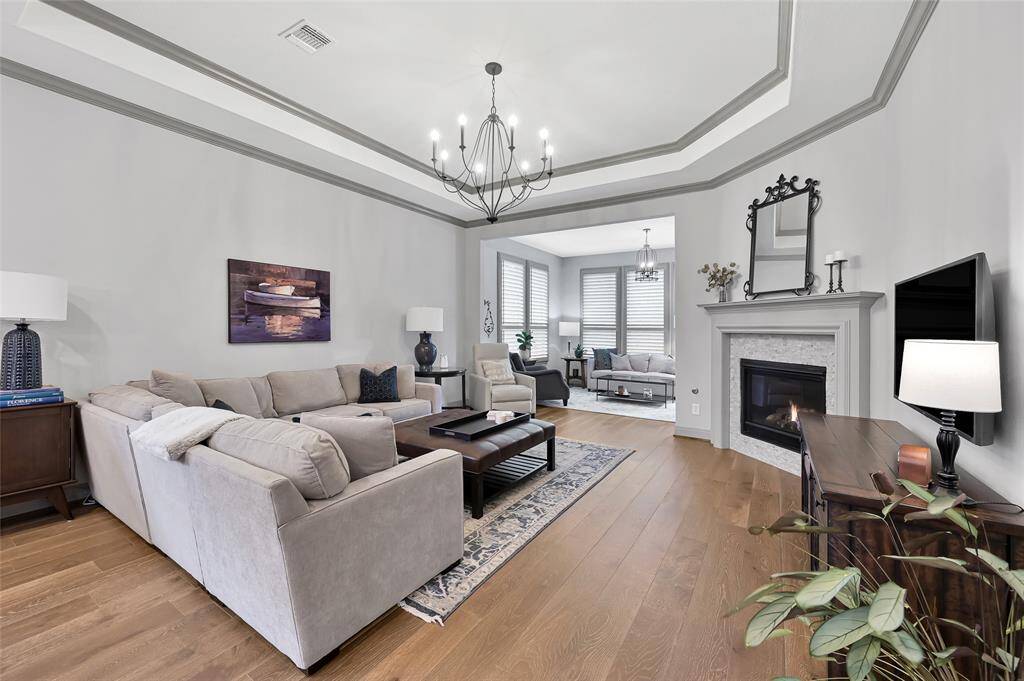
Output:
[1, 407, 820, 680]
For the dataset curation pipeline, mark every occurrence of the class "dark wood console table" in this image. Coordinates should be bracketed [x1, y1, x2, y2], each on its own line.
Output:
[800, 413, 1023, 678]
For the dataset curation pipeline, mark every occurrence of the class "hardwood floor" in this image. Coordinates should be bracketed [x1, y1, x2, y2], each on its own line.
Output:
[0, 408, 820, 680]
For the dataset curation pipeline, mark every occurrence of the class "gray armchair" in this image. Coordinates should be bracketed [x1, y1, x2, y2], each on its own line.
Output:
[510, 353, 569, 406]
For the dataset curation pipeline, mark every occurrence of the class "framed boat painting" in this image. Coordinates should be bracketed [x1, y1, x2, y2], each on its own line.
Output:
[227, 259, 330, 343]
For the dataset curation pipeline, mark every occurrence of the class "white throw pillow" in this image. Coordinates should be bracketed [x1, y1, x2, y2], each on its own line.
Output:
[610, 353, 633, 371]
[480, 359, 516, 385]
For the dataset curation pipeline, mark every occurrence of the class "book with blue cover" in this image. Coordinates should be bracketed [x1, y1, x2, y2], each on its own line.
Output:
[0, 386, 65, 408]
[0, 387, 64, 399]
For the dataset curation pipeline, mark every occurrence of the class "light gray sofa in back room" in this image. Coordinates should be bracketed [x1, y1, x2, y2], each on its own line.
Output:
[78, 363, 462, 671]
[585, 352, 676, 397]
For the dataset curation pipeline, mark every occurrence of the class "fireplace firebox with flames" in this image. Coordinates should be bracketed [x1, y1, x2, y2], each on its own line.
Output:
[740, 358, 826, 451]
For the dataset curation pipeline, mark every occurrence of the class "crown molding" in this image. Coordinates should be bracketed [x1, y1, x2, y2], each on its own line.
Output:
[2, 1, 936, 230]
[41, 0, 792, 181]
[0, 58, 470, 227]
[467, 0, 937, 227]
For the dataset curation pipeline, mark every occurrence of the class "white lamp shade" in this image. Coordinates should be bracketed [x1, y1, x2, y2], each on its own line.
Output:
[406, 306, 443, 332]
[898, 339, 1001, 413]
[1, 271, 67, 321]
[559, 321, 580, 337]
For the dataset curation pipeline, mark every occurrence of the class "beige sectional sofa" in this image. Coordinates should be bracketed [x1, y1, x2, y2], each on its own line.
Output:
[79, 363, 463, 671]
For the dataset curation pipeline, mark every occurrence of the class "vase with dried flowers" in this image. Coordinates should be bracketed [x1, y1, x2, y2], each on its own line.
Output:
[699, 262, 740, 302]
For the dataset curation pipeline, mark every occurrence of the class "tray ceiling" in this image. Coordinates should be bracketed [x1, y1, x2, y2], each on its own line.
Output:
[0, 0, 926, 226]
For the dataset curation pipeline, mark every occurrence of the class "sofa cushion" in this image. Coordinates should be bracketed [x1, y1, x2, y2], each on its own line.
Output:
[359, 398, 432, 422]
[480, 359, 516, 385]
[639, 372, 676, 384]
[627, 353, 651, 373]
[491, 384, 533, 404]
[357, 366, 400, 403]
[590, 369, 613, 378]
[267, 368, 347, 416]
[248, 376, 278, 418]
[300, 414, 398, 481]
[198, 378, 263, 418]
[89, 385, 173, 422]
[647, 353, 675, 375]
[151, 401, 185, 419]
[149, 369, 206, 407]
[208, 419, 350, 499]
[592, 348, 617, 370]
[610, 353, 632, 371]
[338, 364, 415, 401]
[305, 404, 384, 419]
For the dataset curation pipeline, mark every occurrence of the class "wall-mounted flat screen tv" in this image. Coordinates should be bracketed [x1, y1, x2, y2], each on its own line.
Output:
[894, 253, 995, 445]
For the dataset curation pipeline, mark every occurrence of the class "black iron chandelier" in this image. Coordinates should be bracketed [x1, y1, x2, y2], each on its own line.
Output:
[634, 228, 660, 282]
[430, 62, 554, 223]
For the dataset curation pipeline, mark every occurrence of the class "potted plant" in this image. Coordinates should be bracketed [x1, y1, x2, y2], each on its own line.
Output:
[699, 261, 740, 302]
[516, 330, 534, 360]
[574, 343, 584, 359]
[733, 476, 1023, 681]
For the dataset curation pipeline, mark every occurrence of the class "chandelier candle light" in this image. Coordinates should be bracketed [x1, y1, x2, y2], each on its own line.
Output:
[430, 62, 554, 223]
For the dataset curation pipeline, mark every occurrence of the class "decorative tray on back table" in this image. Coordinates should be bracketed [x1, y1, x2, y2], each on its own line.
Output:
[428, 410, 531, 441]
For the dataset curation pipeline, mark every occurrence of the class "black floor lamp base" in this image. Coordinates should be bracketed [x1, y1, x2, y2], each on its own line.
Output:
[1, 322, 43, 391]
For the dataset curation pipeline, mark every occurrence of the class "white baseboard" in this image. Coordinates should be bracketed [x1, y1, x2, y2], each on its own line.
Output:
[675, 426, 711, 440]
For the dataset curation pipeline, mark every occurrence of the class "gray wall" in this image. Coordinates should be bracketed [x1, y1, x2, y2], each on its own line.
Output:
[0, 78, 465, 401]
[462, 1, 1024, 503]
[479, 237, 563, 363]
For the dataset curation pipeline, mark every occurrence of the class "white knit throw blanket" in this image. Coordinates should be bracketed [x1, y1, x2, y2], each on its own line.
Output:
[130, 406, 250, 460]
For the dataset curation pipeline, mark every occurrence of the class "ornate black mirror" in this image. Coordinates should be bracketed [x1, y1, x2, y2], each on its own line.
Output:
[743, 174, 820, 300]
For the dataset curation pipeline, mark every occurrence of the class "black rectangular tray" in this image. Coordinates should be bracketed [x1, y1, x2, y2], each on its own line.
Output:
[429, 410, 531, 441]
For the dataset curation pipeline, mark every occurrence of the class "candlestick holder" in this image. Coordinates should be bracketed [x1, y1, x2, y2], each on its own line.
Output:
[834, 258, 848, 293]
[825, 262, 836, 294]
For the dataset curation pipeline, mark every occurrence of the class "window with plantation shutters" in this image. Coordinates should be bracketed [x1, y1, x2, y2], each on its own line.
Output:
[497, 254, 550, 361]
[528, 263, 549, 361]
[581, 269, 619, 356]
[625, 266, 668, 353]
[581, 265, 672, 356]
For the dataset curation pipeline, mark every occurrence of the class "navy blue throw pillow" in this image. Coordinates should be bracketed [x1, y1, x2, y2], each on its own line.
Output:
[211, 399, 235, 412]
[592, 348, 618, 371]
[358, 366, 400, 403]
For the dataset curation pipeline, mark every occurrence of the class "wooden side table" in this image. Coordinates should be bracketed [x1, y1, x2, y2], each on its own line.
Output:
[0, 400, 77, 520]
[562, 357, 588, 388]
[414, 368, 467, 409]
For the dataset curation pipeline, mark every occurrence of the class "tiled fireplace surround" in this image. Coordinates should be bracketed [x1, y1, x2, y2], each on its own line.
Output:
[700, 292, 883, 474]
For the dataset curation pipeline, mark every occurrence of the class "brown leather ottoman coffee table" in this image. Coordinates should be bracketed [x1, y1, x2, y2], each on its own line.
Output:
[394, 409, 556, 518]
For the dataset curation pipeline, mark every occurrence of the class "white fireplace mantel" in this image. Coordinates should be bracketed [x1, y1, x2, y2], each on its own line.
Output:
[699, 292, 884, 452]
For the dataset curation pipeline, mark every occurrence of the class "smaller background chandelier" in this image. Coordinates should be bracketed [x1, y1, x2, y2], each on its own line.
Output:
[430, 62, 553, 223]
[634, 228, 660, 281]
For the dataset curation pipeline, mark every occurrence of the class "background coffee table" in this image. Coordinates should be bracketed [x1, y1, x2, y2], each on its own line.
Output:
[394, 409, 556, 518]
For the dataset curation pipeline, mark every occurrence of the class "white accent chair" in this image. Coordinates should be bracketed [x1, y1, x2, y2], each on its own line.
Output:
[467, 343, 536, 414]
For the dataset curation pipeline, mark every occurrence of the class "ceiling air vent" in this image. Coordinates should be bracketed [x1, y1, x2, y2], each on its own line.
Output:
[280, 20, 333, 54]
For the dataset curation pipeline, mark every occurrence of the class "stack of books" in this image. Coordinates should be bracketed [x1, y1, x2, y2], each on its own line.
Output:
[0, 386, 65, 409]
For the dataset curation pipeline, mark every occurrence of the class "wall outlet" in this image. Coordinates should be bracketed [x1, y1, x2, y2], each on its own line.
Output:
[691, 403, 700, 415]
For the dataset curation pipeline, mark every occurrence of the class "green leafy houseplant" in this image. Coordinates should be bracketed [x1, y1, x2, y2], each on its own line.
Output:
[574, 343, 584, 358]
[732, 478, 1022, 681]
[515, 330, 533, 353]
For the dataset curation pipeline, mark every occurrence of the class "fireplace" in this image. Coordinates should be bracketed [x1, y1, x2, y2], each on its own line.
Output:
[740, 359, 826, 452]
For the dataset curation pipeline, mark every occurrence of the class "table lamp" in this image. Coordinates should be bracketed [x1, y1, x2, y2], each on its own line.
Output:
[406, 307, 443, 371]
[559, 320, 580, 354]
[1, 272, 68, 390]
[898, 339, 1001, 494]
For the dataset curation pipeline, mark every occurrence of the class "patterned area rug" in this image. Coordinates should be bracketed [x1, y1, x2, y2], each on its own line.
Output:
[539, 386, 676, 422]
[400, 437, 633, 624]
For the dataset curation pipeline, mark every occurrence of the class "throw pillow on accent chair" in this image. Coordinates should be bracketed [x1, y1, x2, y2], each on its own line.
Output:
[480, 359, 516, 385]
